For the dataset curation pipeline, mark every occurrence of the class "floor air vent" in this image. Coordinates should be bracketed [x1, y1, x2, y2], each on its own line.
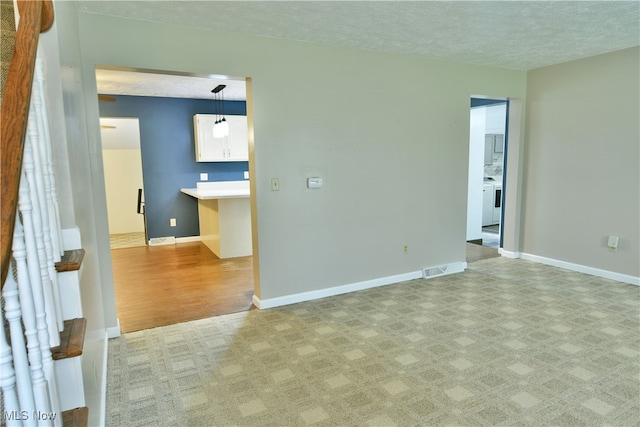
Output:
[423, 265, 448, 278]
[149, 236, 176, 246]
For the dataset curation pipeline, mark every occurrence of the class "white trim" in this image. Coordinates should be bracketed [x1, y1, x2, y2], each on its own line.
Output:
[99, 332, 108, 427]
[61, 227, 82, 250]
[499, 248, 521, 259]
[107, 318, 121, 338]
[253, 262, 466, 309]
[176, 236, 201, 244]
[82, 330, 108, 427]
[520, 252, 639, 286]
[147, 236, 201, 246]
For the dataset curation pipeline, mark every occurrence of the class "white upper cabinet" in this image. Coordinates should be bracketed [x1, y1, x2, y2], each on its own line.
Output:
[194, 114, 249, 162]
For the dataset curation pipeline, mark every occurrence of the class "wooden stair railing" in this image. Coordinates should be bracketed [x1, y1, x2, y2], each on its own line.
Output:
[0, 0, 54, 288]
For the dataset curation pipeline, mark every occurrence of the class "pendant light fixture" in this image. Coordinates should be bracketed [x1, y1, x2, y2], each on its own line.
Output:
[212, 84, 229, 138]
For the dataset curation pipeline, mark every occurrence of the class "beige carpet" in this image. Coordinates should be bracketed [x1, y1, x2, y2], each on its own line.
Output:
[106, 257, 639, 426]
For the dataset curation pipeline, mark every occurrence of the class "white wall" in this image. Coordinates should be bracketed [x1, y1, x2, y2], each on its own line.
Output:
[102, 149, 145, 234]
[523, 47, 639, 278]
[44, 3, 118, 425]
[69, 11, 527, 302]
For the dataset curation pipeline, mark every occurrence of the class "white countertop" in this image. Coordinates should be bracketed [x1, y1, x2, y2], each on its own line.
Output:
[181, 180, 250, 200]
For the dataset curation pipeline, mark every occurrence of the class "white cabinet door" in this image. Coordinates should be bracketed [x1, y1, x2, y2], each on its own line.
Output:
[484, 135, 494, 165]
[226, 116, 249, 161]
[194, 114, 248, 162]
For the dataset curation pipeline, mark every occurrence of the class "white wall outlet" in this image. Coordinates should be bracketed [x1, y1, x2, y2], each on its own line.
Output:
[244, 171, 249, 179]
[271, 178, 280, 191]
[607, 235, 619, 252]
[200, 173, 208, 181]
[170, 218, 177, 227]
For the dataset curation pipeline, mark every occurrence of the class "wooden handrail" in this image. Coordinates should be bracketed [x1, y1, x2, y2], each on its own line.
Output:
[0, 0, 54, 288]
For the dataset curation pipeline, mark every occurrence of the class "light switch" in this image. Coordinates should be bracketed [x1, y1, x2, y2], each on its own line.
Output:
[200, 173, 208, 181]
[271, 178, 280, 191]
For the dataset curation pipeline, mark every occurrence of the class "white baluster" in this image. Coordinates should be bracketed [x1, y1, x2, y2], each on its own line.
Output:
[31, 50, 63, 427]
[12, 218, 50, 427]
[26, 107, 60, 347]
[0, 274, 26, 427]
[34, 53, 63, 262]
[29, 89, 64, 336]
[17, 169, 54, 427]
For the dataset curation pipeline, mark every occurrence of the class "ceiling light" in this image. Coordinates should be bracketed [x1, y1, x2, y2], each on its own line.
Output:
[212, 84, 229, 138]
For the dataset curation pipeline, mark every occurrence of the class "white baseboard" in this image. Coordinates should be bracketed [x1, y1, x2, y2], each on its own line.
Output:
[499, 248, 521, 259]
[176, 236, 201, 244]
[253, 262, 466, 309]
[148, 236, 201, 246]
[107, 318, 121, 338]
[520, 252, 639, 286]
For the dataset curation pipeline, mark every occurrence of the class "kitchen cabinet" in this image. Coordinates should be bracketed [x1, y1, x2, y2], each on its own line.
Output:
[484, 134, 504, 165]
[194, 114, 248, 162]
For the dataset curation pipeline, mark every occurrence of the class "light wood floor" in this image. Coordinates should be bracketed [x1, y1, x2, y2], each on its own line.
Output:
[111, 241, 498, 333]
[111, 242, 254, 333]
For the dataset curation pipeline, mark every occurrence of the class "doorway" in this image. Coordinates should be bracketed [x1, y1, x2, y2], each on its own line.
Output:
[95, 66, 257, 333]
[467, 97, 508, 250]
[100, 117, 147, 249]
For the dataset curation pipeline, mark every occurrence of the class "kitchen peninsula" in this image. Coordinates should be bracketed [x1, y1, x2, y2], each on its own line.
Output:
[181, 181, 252, 259]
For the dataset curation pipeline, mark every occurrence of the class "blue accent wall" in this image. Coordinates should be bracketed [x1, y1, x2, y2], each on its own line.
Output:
[98, 95, 248, 240]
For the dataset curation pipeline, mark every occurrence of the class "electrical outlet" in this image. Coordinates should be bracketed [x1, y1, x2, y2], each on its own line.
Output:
[403, 245, 409, 255]
[271, 178, 280, 191]
[244, 171, 249, 179]
[170, 218, 177, 227]
[200, 173, 208, 181]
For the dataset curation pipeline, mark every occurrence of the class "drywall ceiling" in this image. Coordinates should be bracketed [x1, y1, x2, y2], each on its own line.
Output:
[86, 1, 639, 100]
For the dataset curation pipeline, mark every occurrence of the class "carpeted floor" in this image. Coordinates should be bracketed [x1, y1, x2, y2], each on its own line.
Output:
[106, 257, 639, 426]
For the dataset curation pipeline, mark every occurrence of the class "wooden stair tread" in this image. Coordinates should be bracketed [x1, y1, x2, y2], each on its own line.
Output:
[62, 406, 88, 427]
[51, 318, 86, 360]
[55, 249, 85, 272]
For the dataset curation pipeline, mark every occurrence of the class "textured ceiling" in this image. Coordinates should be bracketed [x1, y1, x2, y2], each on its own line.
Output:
[86, 1, 640, 100]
